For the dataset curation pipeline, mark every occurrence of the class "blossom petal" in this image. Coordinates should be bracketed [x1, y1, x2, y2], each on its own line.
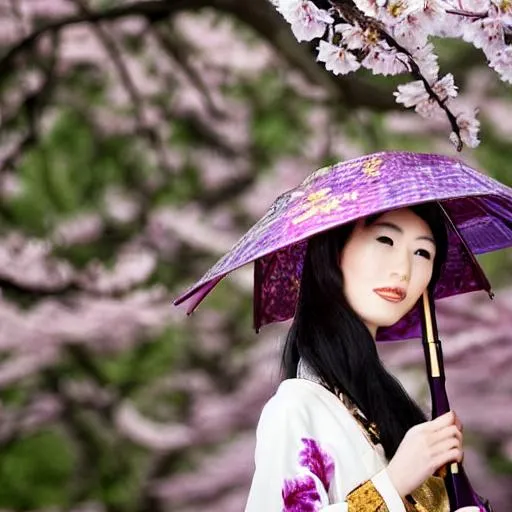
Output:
[317, 41, 360, 75]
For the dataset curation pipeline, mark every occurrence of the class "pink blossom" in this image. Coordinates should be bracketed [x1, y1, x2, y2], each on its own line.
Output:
[316, 41, 360, 75]
[412, 42, 439, 82]
[394, 74, 457, 117]
[276, 0, 333, 42]
[490, 45, 512, 82]
[491, 0, 512, 15]
[77, 248, 158, 294]
[463, 5, 511, 58]
[52, 214, 104, 246]
[336, 23, 366, 50]
[391, 14, 430, 47]
[271, 0, 512, 148]
[432, 73, 458, 101]
[394, 80, 429, 108]
[453, 110, 481, 148]
[352, 0, 383, 17]
[376, 0, 425, 24]
[362, 42, 408, 76]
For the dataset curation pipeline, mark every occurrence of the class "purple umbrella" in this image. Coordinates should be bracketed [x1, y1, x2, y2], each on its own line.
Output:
[175, 151, 512, 341]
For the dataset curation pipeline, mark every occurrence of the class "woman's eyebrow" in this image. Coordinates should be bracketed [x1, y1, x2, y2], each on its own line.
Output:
[373, 221, 401, 233]
[373, 221, 435, 245]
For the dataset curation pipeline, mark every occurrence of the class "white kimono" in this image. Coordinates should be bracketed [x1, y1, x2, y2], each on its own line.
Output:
[244, 377, 406, 511]
[245, 377, 479, 511]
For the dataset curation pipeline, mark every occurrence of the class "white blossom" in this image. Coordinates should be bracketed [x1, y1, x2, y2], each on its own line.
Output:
[276, 0, 333, 42]
[377, 0, 425, 24]
[352, 0, 382, 17]
[271, 0, 512, 148]
[463, 7, 505, 57]
[394, 80, 430, 108]
[490, 45, 512, 82]
[391, 14, 430, 48]
[393, 0, 451, 45]
[317, 40, 361, 75]
[362, 42, 409, 75]
[394, 74, 457, 117]
[412, 42, 439, 82]
[491, 0, 512, 15]
[336, 23, 366, 50]
[459, 0, 490, 11]
[432, 73, 458, 101]
[454, 111, 481, 148]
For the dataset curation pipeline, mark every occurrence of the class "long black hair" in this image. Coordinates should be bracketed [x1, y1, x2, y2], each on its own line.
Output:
[282, 203, 448, 460]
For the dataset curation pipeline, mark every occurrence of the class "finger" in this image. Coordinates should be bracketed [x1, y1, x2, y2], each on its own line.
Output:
[431, 425, 463, 445]
[431, 437, 462, 458]
[429, 411, 456, 430]
[433, 448, 464, 470]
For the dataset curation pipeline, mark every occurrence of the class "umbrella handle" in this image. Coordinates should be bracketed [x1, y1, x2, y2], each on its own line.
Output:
[421, 292, 492, 512]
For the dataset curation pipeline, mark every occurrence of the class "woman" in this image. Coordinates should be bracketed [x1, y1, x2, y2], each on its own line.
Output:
[244, 203, 471, 511]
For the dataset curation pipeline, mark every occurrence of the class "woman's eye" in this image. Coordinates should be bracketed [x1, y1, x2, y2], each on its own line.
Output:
[376, 236, 393, 246]
[415, 248, 432, 260]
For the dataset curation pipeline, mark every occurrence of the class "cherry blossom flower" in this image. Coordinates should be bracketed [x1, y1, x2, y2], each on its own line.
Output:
[374, 0, 426, 26]
[275, 0, 333, 42]
[352, 0, 384, 17]
[491, 0, 512, 15]
[394, 74, 457, 117]
[317, 40, 361, 75]
[432, 73, 458, 101]
[272, 0, 512, 148]
[412, 42, 439, 82]
[453, 111, 481, 148]
[362, 42, 409, 75]
[391, 14, 430, 47]
[336, 23, 366, 50]
[394, 80, 429, 109]
[490, 45, 512, 82]
[463, 6, 507, 57]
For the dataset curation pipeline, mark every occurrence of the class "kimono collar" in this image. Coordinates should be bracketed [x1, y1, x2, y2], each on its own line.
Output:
[296, 357, 324, 386]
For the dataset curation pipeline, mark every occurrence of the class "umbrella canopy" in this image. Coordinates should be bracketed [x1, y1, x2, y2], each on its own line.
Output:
[174, 151, 512, 341]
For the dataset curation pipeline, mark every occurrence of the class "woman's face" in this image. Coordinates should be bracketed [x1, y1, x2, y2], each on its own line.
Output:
[339, 208, 436, 338]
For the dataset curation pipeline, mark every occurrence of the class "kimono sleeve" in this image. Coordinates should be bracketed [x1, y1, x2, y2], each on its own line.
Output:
[244, 392, 407, 512]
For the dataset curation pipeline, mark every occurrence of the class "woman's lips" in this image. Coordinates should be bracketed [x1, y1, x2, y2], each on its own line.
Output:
[373, 287, 407, 303]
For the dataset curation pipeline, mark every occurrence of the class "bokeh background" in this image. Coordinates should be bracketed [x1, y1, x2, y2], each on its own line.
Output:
[0, 1, 511, 511]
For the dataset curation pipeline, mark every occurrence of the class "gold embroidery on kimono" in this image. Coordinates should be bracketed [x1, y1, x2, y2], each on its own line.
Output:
[343, 394, 450, 512]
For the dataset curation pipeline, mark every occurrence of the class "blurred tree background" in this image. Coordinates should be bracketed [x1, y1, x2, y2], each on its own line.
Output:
[0, 1, 511, 511]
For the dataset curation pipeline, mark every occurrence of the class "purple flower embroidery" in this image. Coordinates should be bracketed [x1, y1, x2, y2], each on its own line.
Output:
[281, 438, 335, 511]
[282, 475, 320, 512]
[298, 438, 334, 490]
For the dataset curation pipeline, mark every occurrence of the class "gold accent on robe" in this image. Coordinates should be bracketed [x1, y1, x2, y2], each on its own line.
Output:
[409, 476, 450, 512]
[347, 475, 449, 512]
[347, 479, 385, 511]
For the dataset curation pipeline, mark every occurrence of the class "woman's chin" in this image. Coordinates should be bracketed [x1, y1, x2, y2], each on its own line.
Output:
[369, 315, 403, 329]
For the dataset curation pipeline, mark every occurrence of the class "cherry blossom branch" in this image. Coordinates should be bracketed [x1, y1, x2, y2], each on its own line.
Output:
[445, 9, 488, 19]
[328, 0, 464, 150]
[271, 0, 512, 148]
[380, 37, 463, 151]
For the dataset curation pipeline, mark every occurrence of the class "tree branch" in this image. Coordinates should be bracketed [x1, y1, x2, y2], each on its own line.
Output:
[0, 0, 208, 80]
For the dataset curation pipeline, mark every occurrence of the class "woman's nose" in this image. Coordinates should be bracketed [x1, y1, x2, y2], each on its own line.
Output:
[390, 253, 411, 282]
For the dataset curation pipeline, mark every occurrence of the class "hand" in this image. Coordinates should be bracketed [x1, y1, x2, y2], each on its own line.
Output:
[387, 411, 463, 497]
